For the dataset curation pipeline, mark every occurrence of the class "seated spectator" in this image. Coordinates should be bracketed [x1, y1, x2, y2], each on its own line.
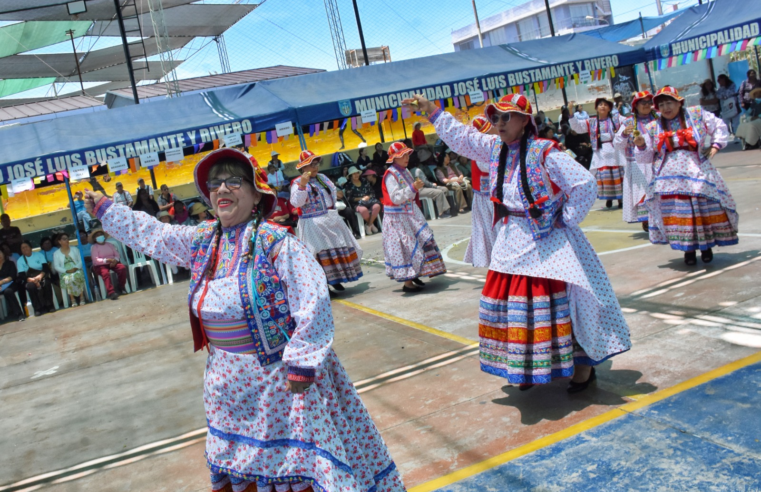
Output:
[409, 159, 451, 219]
[136, 178, 154, 198]
[0, 243, 19, 264]
[0, 248, 24, 321]
[17, 240, 55, 316]
[157, 211, 174, 224]
[456, 155, 472, 178]
[344, 166, 382, 236]
[186, 203, 211, 226]
[90, 229, 128, 300]
[266, 162, 288, 195]
[53, 233, 86, 307]
[78, 230, 92, 267]
[336, 176, 348, 190]
[170, 200, 189, 225]
[0, 214, 23, 255]
[736, 87, 761, 149]
[113, 182, 133, 207]
[372, 142, 389, 168]
[363, 168, 384, 206]
[334, 180, 361, 240]
[331, 151, 354, 168]
[269, 195, 299, 232]
[356, 147, 372, 169]
[132, 188, 160, 216]
[412, 122, 427, 148]
[436, 151, 472, 213]
[157, 184, 177, 212]
[40, 237, 59, 264]
[77, 193, 101, 232]
[564, 128, 593, 169]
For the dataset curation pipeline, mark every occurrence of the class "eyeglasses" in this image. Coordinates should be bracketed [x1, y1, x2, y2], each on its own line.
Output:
[207, 176, 250, 192]
[489, 112, 512, 124]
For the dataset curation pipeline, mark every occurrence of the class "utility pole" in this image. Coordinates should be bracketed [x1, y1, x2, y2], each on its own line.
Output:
[472, 0, 484, 48]
[66, 29, 86, 96]
[351, 0, 370, 66]
[655, 0, 663, 16]
[114, 0, 157, 189]
[543, 0, 568, 106]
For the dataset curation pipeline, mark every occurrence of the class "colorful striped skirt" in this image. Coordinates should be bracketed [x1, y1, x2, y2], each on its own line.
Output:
[596, 166, 624, 200]
[316, 246, 363, 285]
[479, 271, 601, 385]
[655, 194, 739, 251]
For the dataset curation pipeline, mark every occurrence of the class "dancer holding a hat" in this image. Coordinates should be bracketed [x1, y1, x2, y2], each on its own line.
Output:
[634, 86, 738, 266]
[290, 150, 363, 292]
[570, 97, 624, 209]
[614, 91, 658, 230]
[407, 93, 630, 392]
[381, 141, 447, 293]
[463, 115, 498, 268]
[84, 148, 404, 492]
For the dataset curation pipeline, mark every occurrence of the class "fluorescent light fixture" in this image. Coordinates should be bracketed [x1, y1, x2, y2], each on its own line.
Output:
[67, 1, 87, 15]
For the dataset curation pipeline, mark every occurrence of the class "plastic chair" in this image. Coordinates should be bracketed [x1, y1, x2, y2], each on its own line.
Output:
[420, 197, 436, 221]
[0, 291, 23, 320]
[128, 249, 160, 291]
[97, 269, 133, 299]
[356, 213, 382, 238]
[159, 262, 175, 285]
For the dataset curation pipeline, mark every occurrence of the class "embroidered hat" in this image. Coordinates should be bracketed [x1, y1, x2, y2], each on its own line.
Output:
[296, 150, 322, 170]
[485, 94, 532, 120]
[386, 141, 414, 163]
[653, 86, 684, 104]
[193, 148, 276, 217]
[631, 91, 654, 107]
[472, 114, 493, 134]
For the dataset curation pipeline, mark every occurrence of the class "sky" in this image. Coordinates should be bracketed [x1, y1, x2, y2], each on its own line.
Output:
[4, 0, 702, 99]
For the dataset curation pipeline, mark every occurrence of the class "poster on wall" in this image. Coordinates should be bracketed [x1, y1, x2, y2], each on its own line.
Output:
[69, 165, 90, 181]
[610, 66, 638, 103]
[11, 177, 33, 193]
[164, 147, 184, 163]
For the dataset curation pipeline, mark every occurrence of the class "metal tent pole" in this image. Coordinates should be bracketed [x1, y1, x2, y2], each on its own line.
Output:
[64, 178, 93, 303]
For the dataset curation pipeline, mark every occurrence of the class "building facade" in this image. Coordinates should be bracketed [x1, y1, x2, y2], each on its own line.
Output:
[452, 0, 613, 51]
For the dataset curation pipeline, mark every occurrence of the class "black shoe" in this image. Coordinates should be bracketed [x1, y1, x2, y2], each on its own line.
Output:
[684, 251, 697, 266]
[34, 311, 42, 317]
[618, 200, 623, 209]
[108, 292, 120, 300]
[701, 248, 713, 263]
[17, 316, 25, 322]
[439, 211, 452, 218]
[412, 278, 426, 287]
[605, 200, 613, 208]
[641, 221, 649, 232]
[331, 283, 345, 292]
[567, 368, 596, 394]
[402, 285, 422, 293]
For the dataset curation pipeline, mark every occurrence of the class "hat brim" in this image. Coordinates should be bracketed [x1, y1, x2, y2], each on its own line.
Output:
[295, 155, 321, 170]
[485, 102, 530, 120]
[632, 94, 654, 107]
[387, 147, 414, 163]
[594, 98, 614, 108]
[194, 148, 276, 218]
[653, 93, 684, 105]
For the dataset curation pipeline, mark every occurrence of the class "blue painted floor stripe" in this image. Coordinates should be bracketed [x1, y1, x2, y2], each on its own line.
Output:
[438, 363, 761, 492]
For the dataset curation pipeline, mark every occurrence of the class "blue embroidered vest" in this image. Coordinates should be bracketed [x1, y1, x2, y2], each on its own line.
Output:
[292, 174, 333, 218]
[488, 137, 564, 240]
[187, 220, 296, 366]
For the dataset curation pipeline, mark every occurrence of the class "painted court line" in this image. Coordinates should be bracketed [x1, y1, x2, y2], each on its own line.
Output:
[408, 350, 761, 492]
[335, 299, 475, 346]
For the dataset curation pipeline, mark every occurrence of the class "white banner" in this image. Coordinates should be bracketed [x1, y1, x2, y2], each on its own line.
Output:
[69, 165, 90, 181]
[275, 122, 293, 137]
[164, 147, 184, 163]
[468, 91, 485, 104]
[360, 109, 377, 124]
[11, 177, 33, 193]
[107, 156, 129, 173]
[579, 72, 592, 85]
[223, 133, 243, 147]
[139, 152, 160, 168]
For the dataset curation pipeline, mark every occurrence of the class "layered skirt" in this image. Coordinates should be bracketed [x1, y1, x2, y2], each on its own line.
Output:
[297, 210, 363, 285]
[464, 192, 497, 268]
[206, 347, 405, 492]
[479, 271, 606, 384]
[595, 166, 624, 201]
[382, 207, 446, 281]
[650, 194, 739, 251]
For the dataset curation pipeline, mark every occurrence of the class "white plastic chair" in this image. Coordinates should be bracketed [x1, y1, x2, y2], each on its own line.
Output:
[128, 249, 160, 291]
[420, 197, 436, 220]
[0, 291, 23, 320]
[159, 262, 175, 285]
[356, 213, 382, 238]
[97, 269, 133, 299]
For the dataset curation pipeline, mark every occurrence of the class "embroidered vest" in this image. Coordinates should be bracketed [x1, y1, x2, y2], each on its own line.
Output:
[589, 116, 620, 150]
[382, 165, 417, 214]
[488, 137, 564, 240]
[187, 221, 296, 366]
[292, 174, 333, 218]
[471, 160, 489, 195]
[646, 106, 707, 176]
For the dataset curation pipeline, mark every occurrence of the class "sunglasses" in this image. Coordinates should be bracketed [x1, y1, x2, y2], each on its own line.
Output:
[207, 176, 250, 193]
[489, 112, 512, 124]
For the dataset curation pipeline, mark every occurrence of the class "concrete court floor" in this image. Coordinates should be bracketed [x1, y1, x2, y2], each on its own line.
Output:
[0, 146, 759, 492]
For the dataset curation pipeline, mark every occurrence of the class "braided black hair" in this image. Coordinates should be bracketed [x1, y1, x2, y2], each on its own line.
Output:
[495, 117, 541, 219]
[204, 219, 223, 280]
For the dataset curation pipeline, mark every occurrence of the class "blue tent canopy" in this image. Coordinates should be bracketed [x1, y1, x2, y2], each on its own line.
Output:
[0, 83, 295, 184]
[644, 0, 761, 61]
[583, 10, 684, 43]
[260, 33, 644, 126]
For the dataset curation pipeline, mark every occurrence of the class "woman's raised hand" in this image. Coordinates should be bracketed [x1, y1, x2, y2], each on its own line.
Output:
[84, 189, 105, 207]
[402, 94, 437, 114]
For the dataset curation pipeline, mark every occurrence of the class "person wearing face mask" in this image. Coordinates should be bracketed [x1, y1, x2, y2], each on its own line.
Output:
[614, 91, 659, 230]
[83, 148, 405, 492]
[570, 97, 623, 209]
[634, 86, 737, 266]
[90, 229, 128, 300]
[735, 87, 761, 150]
[290, 150, 363, 293]
[414, 92, 630, 393]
